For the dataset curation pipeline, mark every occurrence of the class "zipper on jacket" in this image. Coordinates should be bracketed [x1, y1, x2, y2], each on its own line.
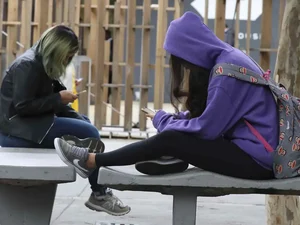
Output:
[8, 114, 17, 120]
[39, 122, 54, 144]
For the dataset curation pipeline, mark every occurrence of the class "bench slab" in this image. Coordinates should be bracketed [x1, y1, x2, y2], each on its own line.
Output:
[98, 167, 300, 196]
[0, 148, 76, 225]
[0, 148, 76, 186]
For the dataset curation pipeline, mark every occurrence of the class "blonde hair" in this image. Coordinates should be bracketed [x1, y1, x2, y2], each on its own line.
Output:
[36, 25, 79, 79]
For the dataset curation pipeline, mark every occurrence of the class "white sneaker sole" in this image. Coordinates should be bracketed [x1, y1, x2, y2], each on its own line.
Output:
[84, 200, 131, 216]
[54, 138, 89, 179]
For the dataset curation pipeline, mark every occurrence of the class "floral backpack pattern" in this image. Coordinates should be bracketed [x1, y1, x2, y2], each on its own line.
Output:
[212, 63, 300, 179]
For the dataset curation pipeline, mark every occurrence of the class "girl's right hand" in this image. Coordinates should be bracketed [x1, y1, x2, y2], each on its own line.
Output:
[59, 90, 78, 104]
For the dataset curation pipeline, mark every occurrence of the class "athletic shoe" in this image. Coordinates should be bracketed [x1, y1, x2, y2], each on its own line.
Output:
[135, 156, 189, 175]
[54, 138, 95, 178]
[62, 135, 105, 153]
[85, 190, 131, 216]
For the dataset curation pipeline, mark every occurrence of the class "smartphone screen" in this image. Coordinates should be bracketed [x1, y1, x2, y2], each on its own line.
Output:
[141, 107, 155, 115]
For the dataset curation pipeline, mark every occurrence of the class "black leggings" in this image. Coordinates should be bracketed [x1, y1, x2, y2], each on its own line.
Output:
[95, 130, 274, 180]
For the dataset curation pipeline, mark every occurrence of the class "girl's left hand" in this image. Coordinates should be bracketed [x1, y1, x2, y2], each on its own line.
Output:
[146, 113, 155, 120]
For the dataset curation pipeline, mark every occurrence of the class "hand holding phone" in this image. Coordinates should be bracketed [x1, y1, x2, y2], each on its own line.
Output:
[76, 90, 87, 96]
[75, 78, 83, 86]
[141, 107, 156, 120]
[141, 107, 155, 114]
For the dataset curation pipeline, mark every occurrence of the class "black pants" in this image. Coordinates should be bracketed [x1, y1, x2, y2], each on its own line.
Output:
[96, 130, 274, 180]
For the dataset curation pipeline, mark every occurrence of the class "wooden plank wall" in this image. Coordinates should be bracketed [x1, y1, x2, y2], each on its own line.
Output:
[0, 0, 283, 132]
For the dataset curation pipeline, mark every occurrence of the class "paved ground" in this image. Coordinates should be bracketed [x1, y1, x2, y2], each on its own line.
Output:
[51, 139, 268, 225]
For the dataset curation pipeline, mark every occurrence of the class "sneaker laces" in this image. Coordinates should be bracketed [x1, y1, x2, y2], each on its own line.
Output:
[67, 143, 88, 160]
[105, 191, 125, 209]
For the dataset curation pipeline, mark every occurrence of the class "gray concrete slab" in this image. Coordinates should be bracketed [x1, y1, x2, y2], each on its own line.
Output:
[51, 139, 268, 225]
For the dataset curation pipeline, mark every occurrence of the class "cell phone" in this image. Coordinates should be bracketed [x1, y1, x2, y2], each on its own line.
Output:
[77, 90, 87, 96]
[141, 107, 155, 115]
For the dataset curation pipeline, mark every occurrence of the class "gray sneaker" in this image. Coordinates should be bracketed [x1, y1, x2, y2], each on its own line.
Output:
[54, 138, 95, 178]
[85, 190, 131, 216]
[61, 135, 105, 153]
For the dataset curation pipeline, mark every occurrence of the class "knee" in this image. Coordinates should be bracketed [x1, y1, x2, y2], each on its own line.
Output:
[81, 115, 91, 123]
[85, 125, 100, 138]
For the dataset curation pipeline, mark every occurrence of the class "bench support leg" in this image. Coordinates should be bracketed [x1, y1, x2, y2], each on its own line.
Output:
[172, 192, 197, 225]
[0, 183, 57, 225]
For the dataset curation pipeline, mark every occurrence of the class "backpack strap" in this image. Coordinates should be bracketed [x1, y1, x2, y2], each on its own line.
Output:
[212, 63, 269, 86]
[244, 120, 274, 153]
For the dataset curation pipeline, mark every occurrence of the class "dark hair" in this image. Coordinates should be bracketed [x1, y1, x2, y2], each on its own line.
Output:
[170, 55, 210, 118]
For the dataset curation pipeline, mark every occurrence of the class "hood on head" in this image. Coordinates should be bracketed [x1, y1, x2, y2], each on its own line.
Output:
[163, 11, 233, 70]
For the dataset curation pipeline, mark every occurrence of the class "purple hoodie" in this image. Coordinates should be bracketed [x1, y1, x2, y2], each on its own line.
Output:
[153, 12, 278, 170]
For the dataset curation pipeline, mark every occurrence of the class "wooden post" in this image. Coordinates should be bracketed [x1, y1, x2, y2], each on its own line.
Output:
[204, 0, 209, 25]
[78, 61, 89, 115]
[83, 0, 91, 54]
[153, 0, 167, 109]
[82, 0, 92, 117]
[73, 0, 81, 36]
[68, 0, 76, 32]
[138, 0, 151, 131]
[6, 0, 18, 68]
[33, 0, 49, 43]
[234, 0, 240, 49]
[266, 1, 300, 224]
[259, 0, 272, 71]
[47, 0, 54, 28]
[278, 0, 285, 41]
[124, 0, 136, 131]
[102, 39, 110, 125]
[63, 0, 69, 26]
[246, 0, 252, 55]
[118, 0, 125, 124]
[214, 0, 225, 40]
[55, 0, 63, 24]
[94, 0, 106, 129]
[0, 0, 4, 82]
[20, 0, 33, 52]
[174, 0, 184, 19]
[111, 0, 121, 125]
[101, 0, 110, 125]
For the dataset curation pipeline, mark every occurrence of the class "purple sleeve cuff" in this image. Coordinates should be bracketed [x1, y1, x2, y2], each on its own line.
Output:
[152, 110, 166, 128]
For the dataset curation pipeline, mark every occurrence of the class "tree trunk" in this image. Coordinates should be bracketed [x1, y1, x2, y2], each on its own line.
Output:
[266, 1, 300, 225]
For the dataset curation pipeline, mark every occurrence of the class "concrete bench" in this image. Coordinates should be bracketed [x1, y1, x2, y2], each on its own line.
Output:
[0, 148, 76, 225]
[98, 167, 300, 225]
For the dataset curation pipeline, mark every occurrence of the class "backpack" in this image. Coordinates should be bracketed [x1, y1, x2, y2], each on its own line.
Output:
[211, 63, 300, 179]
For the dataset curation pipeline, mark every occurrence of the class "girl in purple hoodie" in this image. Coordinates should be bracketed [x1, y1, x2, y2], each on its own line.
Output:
[54, 12, 278, 180]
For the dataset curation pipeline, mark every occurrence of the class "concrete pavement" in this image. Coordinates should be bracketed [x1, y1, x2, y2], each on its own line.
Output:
[51, 139, 268, 225]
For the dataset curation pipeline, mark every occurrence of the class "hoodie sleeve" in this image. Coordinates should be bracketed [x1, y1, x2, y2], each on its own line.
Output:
[152, 86, 241, 140]
[176, 110, 190, 119]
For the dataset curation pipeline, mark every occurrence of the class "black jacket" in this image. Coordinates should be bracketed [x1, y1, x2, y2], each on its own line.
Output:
[0, 48, 85, 144]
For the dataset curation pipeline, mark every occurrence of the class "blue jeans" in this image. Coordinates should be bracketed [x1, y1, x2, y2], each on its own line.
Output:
[0, 115, 106, 194]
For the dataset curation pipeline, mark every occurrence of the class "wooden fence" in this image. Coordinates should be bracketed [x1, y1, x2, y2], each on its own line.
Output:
[0, 0, 285, 134]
